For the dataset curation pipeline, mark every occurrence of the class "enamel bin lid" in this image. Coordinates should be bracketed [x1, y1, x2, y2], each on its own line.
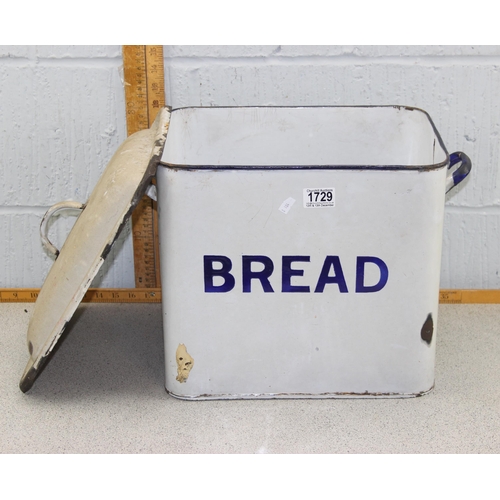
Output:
[19, 108, 171, 392]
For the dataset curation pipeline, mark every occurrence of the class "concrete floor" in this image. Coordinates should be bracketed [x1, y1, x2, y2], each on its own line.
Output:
[1, 302, 499, 453]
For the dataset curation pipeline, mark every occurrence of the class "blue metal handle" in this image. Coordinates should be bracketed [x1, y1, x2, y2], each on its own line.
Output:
[446, 151, 472, 193]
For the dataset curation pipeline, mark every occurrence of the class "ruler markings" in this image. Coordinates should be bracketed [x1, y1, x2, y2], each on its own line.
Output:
[123, 45, 165, 289]
[0, 289, 162, 303]
[439, 289, 500, 304]
[145, 45, 165, 288]
[2, 289, 500, 304]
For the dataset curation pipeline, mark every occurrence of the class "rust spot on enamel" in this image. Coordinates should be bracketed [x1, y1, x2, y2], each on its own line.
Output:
[421, 313, 433, 345]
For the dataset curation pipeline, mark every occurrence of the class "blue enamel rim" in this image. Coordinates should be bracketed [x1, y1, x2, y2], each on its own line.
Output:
[160, 105, 450, 172]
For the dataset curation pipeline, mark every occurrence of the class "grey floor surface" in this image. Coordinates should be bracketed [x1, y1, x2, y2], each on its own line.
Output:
[1, 302, 499, 453]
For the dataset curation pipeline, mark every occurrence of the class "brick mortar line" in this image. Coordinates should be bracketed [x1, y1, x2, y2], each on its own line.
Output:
[2, 56, 500, 71]
[163, 55, 500, 66]
[445, 205, 500, 214]
[0, 57, 122, 68]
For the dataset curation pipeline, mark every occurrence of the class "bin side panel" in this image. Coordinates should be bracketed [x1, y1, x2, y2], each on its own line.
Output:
[157, 166, 446, 398]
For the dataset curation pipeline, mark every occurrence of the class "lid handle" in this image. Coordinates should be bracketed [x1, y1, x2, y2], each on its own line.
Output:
[40, 201, 86, 258]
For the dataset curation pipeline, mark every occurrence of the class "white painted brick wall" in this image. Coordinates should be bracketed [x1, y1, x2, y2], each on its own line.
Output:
[1, 46, 498, 288]
[0, 45, 132, 288]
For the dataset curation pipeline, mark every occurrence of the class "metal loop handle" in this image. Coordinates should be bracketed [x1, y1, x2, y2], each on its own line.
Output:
[40, 201, 85, 258]
[446, 151, 472, 193]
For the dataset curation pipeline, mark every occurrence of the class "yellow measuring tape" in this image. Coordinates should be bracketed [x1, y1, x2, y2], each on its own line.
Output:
[1, 288, 499, 304]
[123, 45, 165, 288]
[0, 288, 162, 303]
[439, 289, 500, 304]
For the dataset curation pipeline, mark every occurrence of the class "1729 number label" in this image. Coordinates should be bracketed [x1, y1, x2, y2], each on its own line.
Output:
[303, 188, 335, 208]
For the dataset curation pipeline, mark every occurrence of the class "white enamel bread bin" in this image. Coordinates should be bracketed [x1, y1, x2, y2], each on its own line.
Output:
[21, 106, 471, 398]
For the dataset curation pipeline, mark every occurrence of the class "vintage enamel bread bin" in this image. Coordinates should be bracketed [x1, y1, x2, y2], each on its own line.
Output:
[20, 106, 471, 398]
